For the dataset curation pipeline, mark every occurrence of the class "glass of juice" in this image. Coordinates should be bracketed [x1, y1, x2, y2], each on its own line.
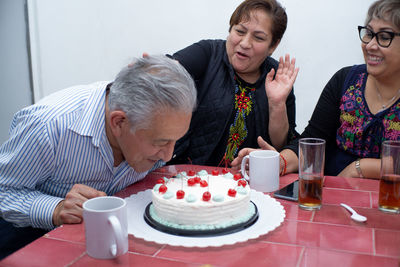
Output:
[379, 140, 400, 213]
[298, 138, 325, 210]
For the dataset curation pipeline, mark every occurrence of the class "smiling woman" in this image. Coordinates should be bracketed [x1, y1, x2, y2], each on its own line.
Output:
[167, 0, 299, 167]
[232, 0, 400, 180]
[226, 10, 277, 83]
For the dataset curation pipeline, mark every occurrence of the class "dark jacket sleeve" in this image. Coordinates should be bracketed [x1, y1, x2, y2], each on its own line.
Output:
[285, 66, 352, 155]
[167, 40, 216, 164]
[286, 87, 298, 142]
[169, 40, 213, 81]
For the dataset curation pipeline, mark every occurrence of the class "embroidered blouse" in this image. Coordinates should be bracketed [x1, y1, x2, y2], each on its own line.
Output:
[337, 69, 400, 158]
[285, 64, 400, 175]
[224, 75, 257, 163]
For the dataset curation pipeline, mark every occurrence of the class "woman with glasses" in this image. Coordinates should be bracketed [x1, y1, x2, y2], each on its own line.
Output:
[167, 0, 299, 167]
[232, 0, 400, 178]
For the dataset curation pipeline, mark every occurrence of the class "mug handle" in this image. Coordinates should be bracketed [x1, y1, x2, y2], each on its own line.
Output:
[108, 215, 124, 257]
[241, 155, 250, 181]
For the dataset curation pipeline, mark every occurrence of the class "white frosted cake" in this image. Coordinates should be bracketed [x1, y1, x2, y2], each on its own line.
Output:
[150, 170, 255, 230]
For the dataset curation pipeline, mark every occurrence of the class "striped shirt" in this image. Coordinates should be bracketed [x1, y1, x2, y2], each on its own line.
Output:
[0, 81, 163, 230]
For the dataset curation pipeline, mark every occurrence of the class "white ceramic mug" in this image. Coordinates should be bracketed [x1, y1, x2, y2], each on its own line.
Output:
[241, 150, 280, 192]
[83, 196, 128, 259]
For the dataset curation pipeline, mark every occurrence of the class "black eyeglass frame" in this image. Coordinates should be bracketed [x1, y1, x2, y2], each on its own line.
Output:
[358, 26, 400, 48]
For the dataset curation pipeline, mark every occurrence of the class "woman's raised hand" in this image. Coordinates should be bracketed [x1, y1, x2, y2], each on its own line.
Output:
[265, 54, 299, 105]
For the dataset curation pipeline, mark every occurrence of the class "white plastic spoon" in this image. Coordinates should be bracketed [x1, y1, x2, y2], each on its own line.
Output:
[340, 203, 367, 222]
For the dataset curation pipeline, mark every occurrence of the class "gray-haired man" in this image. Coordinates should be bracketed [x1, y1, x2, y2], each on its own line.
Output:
[0, 55, 196, 259]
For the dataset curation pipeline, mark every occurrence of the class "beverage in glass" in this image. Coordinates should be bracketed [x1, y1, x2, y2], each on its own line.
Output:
[298, 138, 325, 210]
[299, 174, 323, 209]
[379, 140, 400, 213]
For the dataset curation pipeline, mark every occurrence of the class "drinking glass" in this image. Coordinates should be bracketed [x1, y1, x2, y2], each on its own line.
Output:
[379, 140, 400, 213]
[298, 138, 326, 210]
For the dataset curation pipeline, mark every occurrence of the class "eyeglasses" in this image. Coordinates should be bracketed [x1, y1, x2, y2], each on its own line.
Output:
[358, 26, 400, 48]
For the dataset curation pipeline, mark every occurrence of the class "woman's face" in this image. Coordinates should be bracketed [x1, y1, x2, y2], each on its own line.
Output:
[362, 18, 400, 80]
[226, 9, 278, 82]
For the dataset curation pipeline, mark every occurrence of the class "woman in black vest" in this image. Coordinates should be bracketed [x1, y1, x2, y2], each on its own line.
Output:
[168, 0, 299, 167]
[233, 0, 400, 178]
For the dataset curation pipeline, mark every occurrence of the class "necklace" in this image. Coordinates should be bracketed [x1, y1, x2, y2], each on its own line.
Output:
[375, 85, 400, 111]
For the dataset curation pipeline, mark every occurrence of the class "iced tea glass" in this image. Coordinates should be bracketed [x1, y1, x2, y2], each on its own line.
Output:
[298, 138, 326, 210]
[379, 140, 400, 213]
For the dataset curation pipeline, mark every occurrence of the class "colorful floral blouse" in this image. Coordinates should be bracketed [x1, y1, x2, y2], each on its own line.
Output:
[285, 64, 400, 175]
[337, 67, 400, 158]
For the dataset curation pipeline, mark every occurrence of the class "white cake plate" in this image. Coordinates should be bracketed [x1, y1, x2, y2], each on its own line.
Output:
[125, 189, 285, 248]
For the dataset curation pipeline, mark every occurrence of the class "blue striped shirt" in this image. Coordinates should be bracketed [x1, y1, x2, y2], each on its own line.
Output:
[0, 81, 163, 230]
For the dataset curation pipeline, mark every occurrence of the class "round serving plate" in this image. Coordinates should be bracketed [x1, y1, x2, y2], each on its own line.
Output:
[125, 189, 285, 247]
[143, 201, 258, 237]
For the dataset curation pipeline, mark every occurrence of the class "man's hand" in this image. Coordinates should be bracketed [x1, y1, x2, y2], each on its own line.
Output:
[53, 184, 106, 226]
[231, 136, 276, 170]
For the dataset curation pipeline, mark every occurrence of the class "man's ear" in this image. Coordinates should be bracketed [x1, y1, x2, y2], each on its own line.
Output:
[109, 110, 127, 137]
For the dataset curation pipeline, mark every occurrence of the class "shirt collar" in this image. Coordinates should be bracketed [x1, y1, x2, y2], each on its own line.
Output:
[69, 81, 110, 147]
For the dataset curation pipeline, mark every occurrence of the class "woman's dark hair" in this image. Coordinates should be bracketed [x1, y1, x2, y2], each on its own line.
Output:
[229, 0, 287, 47]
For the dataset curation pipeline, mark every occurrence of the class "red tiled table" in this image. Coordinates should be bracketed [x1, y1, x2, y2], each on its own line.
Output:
[1, 165, 399, 267]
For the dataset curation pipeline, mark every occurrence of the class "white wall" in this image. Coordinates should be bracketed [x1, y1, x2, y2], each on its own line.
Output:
[27, 0, 375, 133]
[0, 0, 33, 143]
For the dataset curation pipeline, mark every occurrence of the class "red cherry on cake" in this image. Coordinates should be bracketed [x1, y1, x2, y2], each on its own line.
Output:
[222, 168, 229, 174]
[202, 191, 211, 201]
[194, 176, 201, 183]
[187, 178, 196, 186]
[176, 190, 185, 199]
[212, 170, 219, 175]
[228, 188, 237, 197]
[159, 185, 167, 194]
[156, 178, 165, 184]
[188, 170, 196, 176]
[238, 179, 247, 187]
[233, 173, 242, 180]
[200, 180, 208, 187]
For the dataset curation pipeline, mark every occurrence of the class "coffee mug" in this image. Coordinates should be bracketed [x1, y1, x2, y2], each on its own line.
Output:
[83, 196, 128, 259]
[241, 150, 280, 192]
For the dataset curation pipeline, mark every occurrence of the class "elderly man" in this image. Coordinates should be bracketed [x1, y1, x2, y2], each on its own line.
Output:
[0, 55, 196, 259]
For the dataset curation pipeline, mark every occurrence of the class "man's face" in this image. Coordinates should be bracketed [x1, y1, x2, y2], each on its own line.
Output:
[114, 109, 191, 172]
